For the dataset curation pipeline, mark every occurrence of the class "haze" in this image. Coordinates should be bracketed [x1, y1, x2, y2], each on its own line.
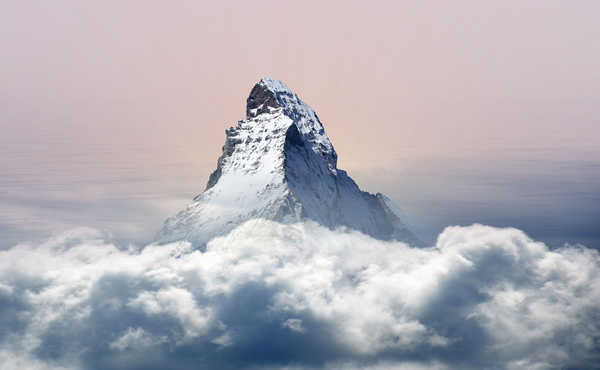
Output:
[1, 1, 599, 247]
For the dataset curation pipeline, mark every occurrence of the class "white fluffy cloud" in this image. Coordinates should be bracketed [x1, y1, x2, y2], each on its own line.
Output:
[0, 220, 598, 369]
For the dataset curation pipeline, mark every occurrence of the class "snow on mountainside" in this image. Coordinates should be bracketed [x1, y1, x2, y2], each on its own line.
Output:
[156, 78, 420, 246]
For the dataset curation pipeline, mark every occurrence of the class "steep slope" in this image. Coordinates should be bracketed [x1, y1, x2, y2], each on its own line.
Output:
[156, 78, 420, 246]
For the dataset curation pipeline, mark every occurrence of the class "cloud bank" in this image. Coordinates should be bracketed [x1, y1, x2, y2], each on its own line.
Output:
[0, 220, 599, 370]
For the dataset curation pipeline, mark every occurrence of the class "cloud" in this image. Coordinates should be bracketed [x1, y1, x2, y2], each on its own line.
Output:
[0, 220, 598, 369]
[109, 327, 167, 351]
[282, 319, 306, 333]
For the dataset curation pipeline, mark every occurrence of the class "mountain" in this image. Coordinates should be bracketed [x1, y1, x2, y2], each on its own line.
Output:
[156, 78, 420, 246]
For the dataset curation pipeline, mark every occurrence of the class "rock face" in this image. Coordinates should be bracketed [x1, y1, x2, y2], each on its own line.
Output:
[156, 78, 420, 246]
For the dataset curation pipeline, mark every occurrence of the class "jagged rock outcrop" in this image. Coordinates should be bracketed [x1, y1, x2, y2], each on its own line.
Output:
[156, 78, 420, 246]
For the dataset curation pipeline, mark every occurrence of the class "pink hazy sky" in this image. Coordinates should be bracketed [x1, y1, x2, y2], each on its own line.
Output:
[1, 1, 599, 248]
[1, 0, 599, 176]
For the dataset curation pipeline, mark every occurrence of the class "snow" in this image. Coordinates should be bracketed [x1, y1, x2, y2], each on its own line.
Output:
[156, 78, 420, 247]
[258, 77, 293, 94]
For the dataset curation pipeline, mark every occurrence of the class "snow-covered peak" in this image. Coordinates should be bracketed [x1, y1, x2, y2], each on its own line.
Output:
[156, 78, 421, 247]
[245, 77, 295, 118]
[246, 77, 337, 169]
[258, 77, 294, 94]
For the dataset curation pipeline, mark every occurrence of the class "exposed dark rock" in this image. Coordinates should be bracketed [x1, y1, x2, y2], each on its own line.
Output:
[246, 82, 281, 117]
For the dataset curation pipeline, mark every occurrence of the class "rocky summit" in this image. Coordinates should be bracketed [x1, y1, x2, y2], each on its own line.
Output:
[156, 78, 420, 247]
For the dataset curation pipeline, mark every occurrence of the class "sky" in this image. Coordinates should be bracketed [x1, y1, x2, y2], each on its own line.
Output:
[1, 1, 599, 248]
[1, 2, 600, 369]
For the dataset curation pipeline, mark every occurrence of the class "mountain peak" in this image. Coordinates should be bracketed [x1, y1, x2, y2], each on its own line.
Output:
[258, 77, 293, 94]
[246, 78, 293, 118]
[157, 78, 421, 247]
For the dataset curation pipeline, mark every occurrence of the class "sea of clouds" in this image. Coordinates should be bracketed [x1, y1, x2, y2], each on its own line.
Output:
[0, 220, 599, 370]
